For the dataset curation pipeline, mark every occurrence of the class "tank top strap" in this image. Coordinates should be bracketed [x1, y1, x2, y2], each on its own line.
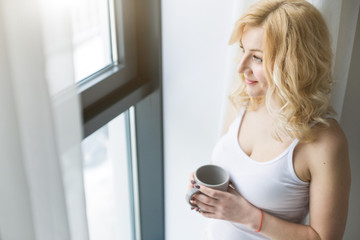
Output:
[286, 138, 309, 184]
[227, 106, 246, 132]
[287, 138, 300, 154]
[235, 106, 246, 130]
[238, 106, 246, 119]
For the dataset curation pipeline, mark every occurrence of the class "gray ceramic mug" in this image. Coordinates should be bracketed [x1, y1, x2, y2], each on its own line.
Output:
[185, 164, 230, 208]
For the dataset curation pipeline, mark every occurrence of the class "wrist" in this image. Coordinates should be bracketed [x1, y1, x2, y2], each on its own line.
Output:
[246, 207, 263, 232]
[255, 209, 263, 232]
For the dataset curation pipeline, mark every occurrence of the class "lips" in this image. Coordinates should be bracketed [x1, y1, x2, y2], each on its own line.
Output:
[245, 78, 257, 85]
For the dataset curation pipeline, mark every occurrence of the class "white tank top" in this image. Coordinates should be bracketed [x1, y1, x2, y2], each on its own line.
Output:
[205, 107, 310, 240]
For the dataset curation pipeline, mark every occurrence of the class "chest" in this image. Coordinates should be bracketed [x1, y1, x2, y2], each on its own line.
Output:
[211, 126, 310, 220]
[237, 111, 310, 182]
[237, 111, 293, 162]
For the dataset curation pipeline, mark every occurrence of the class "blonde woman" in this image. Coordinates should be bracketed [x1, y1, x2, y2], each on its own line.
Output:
[189, 0, 351, 239]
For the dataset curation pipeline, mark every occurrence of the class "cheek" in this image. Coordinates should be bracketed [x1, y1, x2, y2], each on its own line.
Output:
[253, 68, 267, 86]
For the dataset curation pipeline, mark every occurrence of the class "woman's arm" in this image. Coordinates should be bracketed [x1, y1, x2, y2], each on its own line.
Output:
[303, 120, 351, 239]
[192, 120, 351, 240]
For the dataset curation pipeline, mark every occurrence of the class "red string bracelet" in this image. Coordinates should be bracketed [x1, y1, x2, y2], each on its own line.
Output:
[255, 209, 263, 233]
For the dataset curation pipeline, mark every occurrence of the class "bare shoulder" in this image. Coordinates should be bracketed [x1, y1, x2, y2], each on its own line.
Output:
[307, 118, 349, 174]
[310, 119, 348, 156]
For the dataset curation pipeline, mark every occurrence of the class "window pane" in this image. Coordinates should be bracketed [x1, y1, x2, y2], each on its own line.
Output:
[81, 111, 134, 240]
[71, 0, 112, 82]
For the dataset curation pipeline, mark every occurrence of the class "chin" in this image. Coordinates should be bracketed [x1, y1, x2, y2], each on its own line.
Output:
[246, 89, 265, 98]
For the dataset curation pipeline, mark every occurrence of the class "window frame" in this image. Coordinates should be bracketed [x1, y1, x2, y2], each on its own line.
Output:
[77, 0, 164, 239]
[78, 0, 139, 137]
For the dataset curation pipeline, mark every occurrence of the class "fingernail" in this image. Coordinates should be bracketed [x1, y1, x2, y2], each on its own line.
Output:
[191, 207, 195, 210]
[195, 184, 200, 189]
[191, 180, 195, 184]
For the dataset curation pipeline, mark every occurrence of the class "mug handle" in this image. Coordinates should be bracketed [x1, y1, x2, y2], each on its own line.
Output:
[185, 188, 200, 207]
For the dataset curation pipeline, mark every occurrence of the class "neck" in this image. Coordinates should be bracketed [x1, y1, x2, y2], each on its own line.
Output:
[252, 94, 283, 114]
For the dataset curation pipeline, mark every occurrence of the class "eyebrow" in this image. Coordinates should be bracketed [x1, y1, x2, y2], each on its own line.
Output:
[239, 43, 263, 53]
[249, 49, 263, 53]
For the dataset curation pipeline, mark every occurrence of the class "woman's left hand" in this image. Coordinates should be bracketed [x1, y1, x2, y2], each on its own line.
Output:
[191, 184, 257, 225]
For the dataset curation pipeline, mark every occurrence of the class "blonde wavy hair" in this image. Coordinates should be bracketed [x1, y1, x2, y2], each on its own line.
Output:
[228, 0, 335, 142]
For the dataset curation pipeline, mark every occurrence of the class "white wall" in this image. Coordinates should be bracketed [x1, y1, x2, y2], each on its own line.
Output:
[162, 1, 233, 239]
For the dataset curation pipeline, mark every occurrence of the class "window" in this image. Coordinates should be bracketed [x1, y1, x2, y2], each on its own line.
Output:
[74, 0, 164, 239]
[76, 0, 139, 114]
[81, 109, 138, 240]
[0, 0, 163, 239]
[71, 0, 113, 82]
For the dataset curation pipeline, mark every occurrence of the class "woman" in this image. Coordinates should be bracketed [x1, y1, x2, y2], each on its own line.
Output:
[189, 0, 351, 239]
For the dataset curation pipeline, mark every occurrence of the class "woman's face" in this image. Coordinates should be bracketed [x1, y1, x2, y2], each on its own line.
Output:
[237, 26, 267, 98]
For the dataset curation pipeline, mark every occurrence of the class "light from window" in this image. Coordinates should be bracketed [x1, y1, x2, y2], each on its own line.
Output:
[81, 111, 134, 240]
[70, 0, 112, 82]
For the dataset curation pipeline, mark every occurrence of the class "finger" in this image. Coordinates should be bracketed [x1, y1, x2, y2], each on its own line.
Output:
[197, 184, 224, 200]
[193, 199, 216, 214]
[189, 172, 195, 181]
[187, 172, 196, 190]
[193, 192, 217, 206]
[200, 211, 217, 219]
[189, 173, 196, 184]
[191, 192, 202, 199]
[187, 182, 196, 189]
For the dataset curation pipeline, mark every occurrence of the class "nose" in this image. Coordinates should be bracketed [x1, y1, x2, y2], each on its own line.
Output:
[237, 54, 251, 75]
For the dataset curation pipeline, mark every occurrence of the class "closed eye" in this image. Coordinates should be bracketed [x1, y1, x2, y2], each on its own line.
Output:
[252, 55, 262, 63]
